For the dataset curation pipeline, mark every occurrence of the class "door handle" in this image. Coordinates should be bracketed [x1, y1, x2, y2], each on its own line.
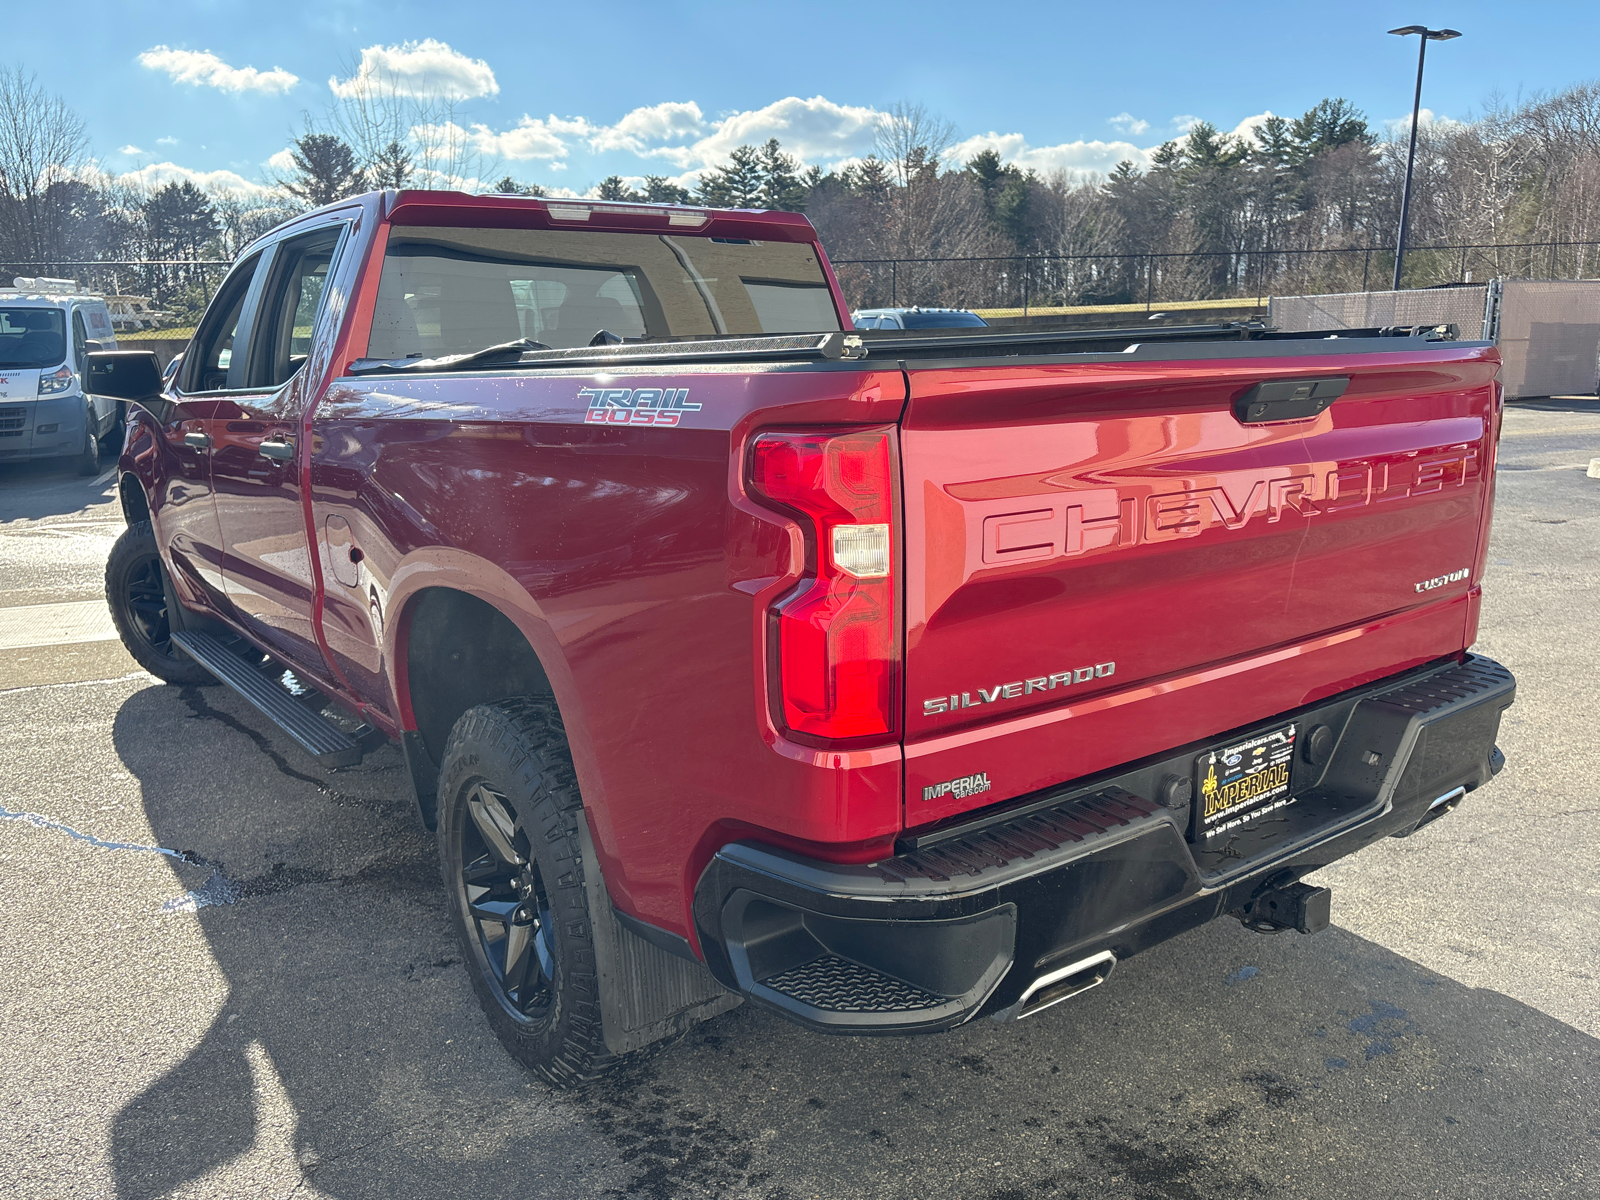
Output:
[183, 430, 212, 449]
[258, 438, 295, 461]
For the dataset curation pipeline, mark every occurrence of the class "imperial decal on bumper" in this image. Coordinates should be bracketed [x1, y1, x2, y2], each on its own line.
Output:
[922, 772, 993, 803]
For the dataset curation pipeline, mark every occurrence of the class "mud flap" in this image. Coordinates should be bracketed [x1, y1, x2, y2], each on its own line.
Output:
[577, 818, 741, 1056]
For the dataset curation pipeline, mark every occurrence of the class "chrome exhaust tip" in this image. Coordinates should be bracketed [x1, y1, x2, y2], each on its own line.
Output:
[1015, 950, 1117, 1019]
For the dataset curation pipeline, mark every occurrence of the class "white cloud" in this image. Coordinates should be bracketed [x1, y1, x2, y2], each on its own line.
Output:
[588, 101, 705, 152]
[1385, 107, 1464, 135]
[119, 144, 144, 156]
[157, 136, 179, 146]
[1229, 111, 1274, 146]
[118, 161, 280, 198]
[1108, 113, 1149, 136]
[409, 117, 574, 162]
[948, 131, 1154, 179]
[330, 39, 497, 101]
[650, 96, 882, 168]
[1170, 114, 1202, 134]
[266, 147, 296, 172]
[138, 46, 298, 94]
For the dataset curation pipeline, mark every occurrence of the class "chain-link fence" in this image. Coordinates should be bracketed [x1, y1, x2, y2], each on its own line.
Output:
[830, 241, 1600, 314]
[13, 241, 1600, 330]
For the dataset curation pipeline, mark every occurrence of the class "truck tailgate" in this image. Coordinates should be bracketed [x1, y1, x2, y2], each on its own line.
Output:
[900, 341, 1501, 825]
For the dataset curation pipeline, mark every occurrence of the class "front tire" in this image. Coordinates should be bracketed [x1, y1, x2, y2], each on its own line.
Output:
[105, 520, 213, 684]
[76, 410, 100, 475]
[437, 697, 619, 1086]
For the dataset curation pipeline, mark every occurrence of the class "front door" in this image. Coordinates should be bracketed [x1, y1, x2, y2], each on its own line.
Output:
[155, 251, 267, 615]
[209, 221, 350, 672]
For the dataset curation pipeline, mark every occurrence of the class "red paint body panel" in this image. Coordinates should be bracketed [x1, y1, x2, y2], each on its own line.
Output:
[126, 189, 1506, 954]
[899, 348, 1499, 824]
[307, 364, 906, 935]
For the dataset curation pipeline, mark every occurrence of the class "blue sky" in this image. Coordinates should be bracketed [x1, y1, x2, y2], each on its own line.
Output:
[11, 0, 1598, 197]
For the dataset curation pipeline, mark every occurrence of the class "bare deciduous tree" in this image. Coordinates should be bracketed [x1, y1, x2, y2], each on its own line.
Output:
[0, 65, 89, 262]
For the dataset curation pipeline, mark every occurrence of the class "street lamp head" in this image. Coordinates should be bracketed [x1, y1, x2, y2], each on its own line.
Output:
[1388, 25, 1463, 39]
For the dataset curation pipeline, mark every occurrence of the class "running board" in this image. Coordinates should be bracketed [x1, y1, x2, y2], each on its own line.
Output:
[170, 630, 362, 767]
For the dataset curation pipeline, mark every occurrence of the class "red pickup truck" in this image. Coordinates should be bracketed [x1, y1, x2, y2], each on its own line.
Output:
[90, 190, 1515, 1085]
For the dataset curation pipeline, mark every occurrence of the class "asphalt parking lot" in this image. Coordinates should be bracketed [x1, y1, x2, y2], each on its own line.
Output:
[2, 406, 1597, 1200]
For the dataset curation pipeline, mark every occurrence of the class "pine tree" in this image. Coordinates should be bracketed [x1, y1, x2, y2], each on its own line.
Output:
[757, 139, 806, 211]
[367, 140, 413, 189]
[597, 176, 641, 201]
[696, 145, 765, 208]
[642, 176, 692, 204]
[143, 182, 216, 259]
[491, 176, 546, 197]
[280, 133, 364, 207]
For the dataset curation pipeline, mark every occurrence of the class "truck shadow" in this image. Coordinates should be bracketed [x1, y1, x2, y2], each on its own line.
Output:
[108, 683, 1600, 1200]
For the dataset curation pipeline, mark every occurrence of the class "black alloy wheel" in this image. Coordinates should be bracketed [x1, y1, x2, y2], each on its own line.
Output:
[104, 520, 214, 684]
[124, 554, 171, 654]
[456, 781, 556, 1018]
[436, 697, 619, 1084]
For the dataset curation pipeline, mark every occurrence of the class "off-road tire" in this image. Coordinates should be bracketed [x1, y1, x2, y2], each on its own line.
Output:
[76, 410, 100, 475]
[104, 520, 213, 684]
[437, 697, 620, 1086]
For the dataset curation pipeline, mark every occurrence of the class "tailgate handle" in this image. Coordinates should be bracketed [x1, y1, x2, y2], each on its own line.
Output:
[1234, 377, 1349, 424]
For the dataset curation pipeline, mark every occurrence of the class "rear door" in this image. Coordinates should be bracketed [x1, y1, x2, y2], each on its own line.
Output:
[898, 340, 1500, 825]
[209, 218, 352, 671]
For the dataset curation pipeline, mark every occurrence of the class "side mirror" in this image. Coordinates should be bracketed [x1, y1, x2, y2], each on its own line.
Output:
[83, 339, 103, 354]
[87, 350, 163, 401]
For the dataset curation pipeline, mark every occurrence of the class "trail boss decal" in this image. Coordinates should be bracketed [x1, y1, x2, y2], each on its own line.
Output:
[922, 661, 1115, 716]
[580, 386, 701, 426]
[922, 772, 992, 803]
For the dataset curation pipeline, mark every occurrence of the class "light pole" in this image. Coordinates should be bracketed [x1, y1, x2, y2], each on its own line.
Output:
[1390, 25, 1461, 291]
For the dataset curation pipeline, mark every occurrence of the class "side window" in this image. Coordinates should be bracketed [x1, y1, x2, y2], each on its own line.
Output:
[183, 253, 263, 393]
[71, 310, 87, 374]
[249, 226, 345, 388]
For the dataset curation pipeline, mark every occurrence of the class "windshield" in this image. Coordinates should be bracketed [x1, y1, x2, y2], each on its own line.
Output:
[900, 311, 988, 329]
[0, 308, 67, 368]
[367, 226, 841, 358]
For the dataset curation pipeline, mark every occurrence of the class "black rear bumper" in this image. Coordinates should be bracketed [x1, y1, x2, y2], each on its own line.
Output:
[693, 654, 1515, 1034]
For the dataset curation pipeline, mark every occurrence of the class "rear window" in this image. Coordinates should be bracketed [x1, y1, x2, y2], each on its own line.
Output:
[367, 226, 841, 359]
[0, 308, 66, 368]
[900, 311, 988, 329]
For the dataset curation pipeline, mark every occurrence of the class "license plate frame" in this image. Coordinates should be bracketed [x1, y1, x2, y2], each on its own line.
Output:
[1194, 722, 1298, 841]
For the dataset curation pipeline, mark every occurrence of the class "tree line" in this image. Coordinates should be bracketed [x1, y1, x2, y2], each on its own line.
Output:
[11, 61, 1600, 318]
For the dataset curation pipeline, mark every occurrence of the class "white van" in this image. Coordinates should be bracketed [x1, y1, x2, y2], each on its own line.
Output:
[0, 279, 120, 473]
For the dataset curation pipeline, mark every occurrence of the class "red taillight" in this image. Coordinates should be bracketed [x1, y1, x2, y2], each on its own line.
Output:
[749, 427, 898, 742]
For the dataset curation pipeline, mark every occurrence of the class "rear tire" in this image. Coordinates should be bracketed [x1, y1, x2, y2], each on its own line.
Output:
[105, 520, 214, 684]
[76, 410, 100, 475]
[437, 696, 620, 1086]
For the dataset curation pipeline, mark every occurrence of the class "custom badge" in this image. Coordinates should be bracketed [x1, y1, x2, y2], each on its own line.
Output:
[580, 386, 701, 427]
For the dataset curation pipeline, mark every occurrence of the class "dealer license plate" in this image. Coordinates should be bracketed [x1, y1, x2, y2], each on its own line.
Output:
[1195, 723, 1298, 840]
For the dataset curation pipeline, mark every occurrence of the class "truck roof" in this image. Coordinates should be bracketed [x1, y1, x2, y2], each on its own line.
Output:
[382, 189, 821, 243]
[0, 289, 107, 305]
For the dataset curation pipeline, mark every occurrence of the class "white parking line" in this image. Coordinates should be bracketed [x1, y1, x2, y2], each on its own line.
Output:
[0, 599, 118, 650]
[93, 466, 117, 486]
